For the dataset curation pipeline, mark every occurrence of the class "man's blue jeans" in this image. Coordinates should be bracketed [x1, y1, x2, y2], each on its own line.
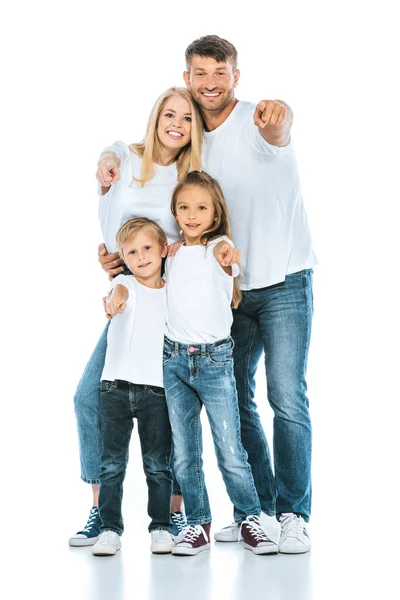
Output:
[73, 323, 181, 494]
[163, 337, 261, 525]
[232, 269, 313, 521]
[99, 380, 172, 535]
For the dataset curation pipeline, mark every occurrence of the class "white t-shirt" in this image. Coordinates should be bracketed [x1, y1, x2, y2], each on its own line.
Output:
[101, 274, 167, 388]
[165, 236, 238, 344]
[202, 101, 317, 290]
[98, 141, 181, 252]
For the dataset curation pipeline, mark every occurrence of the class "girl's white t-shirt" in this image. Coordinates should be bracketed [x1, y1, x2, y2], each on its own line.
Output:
[101, 274, 166, 387]
[165, 236, 238, 344]
[98, 141, 181, 252]
[202, 101, 317, 290]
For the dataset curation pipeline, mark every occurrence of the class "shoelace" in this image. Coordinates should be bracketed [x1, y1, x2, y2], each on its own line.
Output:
[171, 512, 187, 533]
[280, 514, 304, 537]
[179, 525, 205, 543]
[241, 515, 273, 542]
[82, 509, 99, 534]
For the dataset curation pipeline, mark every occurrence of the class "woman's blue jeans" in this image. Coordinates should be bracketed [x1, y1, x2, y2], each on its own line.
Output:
[232, 269, 314, 521]
[73, 322, 181, 494]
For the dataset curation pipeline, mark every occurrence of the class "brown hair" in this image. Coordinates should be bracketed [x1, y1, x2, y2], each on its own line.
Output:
[130, 87, 202, 186]
[185, 35, 238, 71]
[171, 171, 242, 308]
[116, 217, 167, 260]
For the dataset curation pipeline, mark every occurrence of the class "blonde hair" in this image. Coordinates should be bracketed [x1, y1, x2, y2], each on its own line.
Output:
[130, 87, 203, 186]
[116, 217, 167, 260]
[171, 171, 242, 308]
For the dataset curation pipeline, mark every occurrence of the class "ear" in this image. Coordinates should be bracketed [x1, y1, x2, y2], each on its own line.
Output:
[233, 69, 240, 88]
[183, 70, 191, 89]
[161, 243, 168, 258]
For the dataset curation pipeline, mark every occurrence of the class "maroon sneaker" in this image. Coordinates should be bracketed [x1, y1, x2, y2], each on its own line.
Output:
[172, 523, 211, 556]
[241, 515, 278, 555]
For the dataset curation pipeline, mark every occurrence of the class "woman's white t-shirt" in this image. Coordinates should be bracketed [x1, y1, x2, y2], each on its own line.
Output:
[101, 274, 166, 387]
[165, 236, 238, 344]
[99, 141, 181, 252]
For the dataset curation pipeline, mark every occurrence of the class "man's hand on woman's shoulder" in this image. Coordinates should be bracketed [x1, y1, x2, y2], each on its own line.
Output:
[98, 243, 125, 280]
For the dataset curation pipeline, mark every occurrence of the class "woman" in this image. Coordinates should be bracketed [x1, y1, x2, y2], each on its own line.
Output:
[69, 87, 203, 547]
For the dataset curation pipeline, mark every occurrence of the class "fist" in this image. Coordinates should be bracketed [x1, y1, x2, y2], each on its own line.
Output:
[96, 156, 121, 187]
[254, 100, 286, 128]
[216, 243, 241, 267]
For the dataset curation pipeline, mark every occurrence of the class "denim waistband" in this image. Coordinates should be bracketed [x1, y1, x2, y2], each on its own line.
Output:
[164, 336, 232, 356]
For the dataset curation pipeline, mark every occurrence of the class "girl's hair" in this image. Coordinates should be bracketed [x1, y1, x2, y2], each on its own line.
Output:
[130, 87, 203, 186]
[116, 217, 167, 259]
[171, 171, 242, 308]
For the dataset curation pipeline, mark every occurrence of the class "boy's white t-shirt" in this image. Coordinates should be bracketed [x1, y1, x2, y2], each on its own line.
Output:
[98, 141, 181, 252]
[165, 236, 238, 344]
[101, 274, 166, 387]
[201, 101, 317, 290]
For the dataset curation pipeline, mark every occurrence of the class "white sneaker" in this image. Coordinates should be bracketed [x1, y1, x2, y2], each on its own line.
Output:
[279, 513, 311, 554]
[150, 529, 175, 554]
[92, 530, 121, 556]
[214, 522, 241, 542]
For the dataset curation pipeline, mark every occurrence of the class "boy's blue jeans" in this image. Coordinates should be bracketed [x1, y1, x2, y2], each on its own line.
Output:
[73, 322, 181, 494]
[163, 337, 261, 525]
[98, 380, 172, 535]
[232, 269, 314, 521]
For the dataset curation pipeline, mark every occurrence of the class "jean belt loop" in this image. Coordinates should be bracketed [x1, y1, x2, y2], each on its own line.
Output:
[174, 341, 179, 355]
[201, 343, 206, 357]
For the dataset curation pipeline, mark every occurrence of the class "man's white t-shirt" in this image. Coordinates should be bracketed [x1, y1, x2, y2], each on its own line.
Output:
[202, 101, 317, 290]
[165, 236, 238, 344]
[101, 274, 166, 388]
[99, 141, 181, 252]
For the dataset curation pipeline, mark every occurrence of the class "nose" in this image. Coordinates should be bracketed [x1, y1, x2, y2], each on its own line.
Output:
[204, 75, 217, 89]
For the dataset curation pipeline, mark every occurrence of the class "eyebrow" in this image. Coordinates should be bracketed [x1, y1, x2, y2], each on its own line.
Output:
[194, 67, 227, 72]
[163, 108, 192, 116]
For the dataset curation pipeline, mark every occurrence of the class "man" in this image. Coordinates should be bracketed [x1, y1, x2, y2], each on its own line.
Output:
[98, 35, 317, 554]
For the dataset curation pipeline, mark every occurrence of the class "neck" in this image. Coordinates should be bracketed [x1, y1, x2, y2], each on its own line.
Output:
[201, 98, 239, 132]
[134, 273, 164, 289]
[157, 146, 179, 166]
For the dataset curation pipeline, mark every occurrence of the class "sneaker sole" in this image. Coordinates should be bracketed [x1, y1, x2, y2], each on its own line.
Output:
[244, 543, 278, 555]
[69, 535, 99, 547]
[172, 543, 210, 556]
[150, 545, 174, 554]
[92, 544, 121, 556]
[279, 545, 311, 554]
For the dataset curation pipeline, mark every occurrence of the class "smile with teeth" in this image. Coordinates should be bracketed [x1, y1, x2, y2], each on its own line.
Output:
[202, 91, 221, 97]
[186, 223, 200, 228]
[167, 130, 184, 138]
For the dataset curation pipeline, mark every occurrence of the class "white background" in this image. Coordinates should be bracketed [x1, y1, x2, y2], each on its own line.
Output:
[1, 1, 399, 598]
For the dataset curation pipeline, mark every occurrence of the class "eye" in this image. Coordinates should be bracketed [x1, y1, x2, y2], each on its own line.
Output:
[198, 205, 207, 211]
[129, 250, 136, 255]
[196, 73, 205, 77]
[144, 245, 151, 250]
[184, 116, 192, 122]
[178, 205, 187, 210]
[165, 112, 174, 118]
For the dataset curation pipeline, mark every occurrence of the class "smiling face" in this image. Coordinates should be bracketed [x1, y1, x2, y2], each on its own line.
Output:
[156, 94, 193, 153]
[174, 185, 216, 246]
[184, 55, 240, 113]
[122, 229, 167, 285]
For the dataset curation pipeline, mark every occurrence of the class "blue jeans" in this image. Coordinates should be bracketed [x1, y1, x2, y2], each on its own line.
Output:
[73, 323, 181, 494]
[99, 380, 172, 535]
[163, 337, 261, 525]
[232, 269, 313, 521]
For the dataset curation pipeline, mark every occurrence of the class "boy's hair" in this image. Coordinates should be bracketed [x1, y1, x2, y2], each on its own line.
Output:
[116, 217, 167, 259]
[130, 87, 203, 186]
[185, 35, 238, 71]
[171, 171, 242, 308]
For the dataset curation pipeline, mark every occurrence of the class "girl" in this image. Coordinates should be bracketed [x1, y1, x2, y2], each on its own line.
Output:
[163, 171, 278, 556]
[69, 88, 202, 547]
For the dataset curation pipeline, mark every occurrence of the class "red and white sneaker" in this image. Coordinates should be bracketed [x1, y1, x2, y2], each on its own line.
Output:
[172, 524, 211, 556]
[241, 515, 278, 555]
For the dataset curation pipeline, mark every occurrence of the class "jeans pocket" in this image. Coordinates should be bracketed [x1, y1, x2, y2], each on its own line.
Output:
[100, 380, 113, 393]
[207, 347, 233, 366]
[163, 349, 174, 365]
[148, 385, 165, 397]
